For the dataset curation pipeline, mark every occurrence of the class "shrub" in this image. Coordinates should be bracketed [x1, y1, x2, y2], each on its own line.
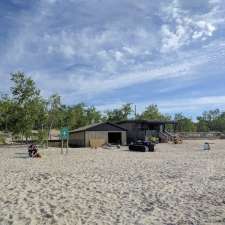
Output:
[148, 136, 159, 143]
[0, 133, 6, 144]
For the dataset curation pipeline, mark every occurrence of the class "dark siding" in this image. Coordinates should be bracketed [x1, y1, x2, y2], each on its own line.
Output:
[69, 131, 85, 147]
[118, 122, 144, 143]
[118, 121, 163, 143]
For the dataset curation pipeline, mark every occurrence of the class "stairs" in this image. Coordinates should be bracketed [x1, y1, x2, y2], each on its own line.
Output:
[159, 131, 179, 143]
[159, 131, 169, 143]
[164, 131, 176, 142]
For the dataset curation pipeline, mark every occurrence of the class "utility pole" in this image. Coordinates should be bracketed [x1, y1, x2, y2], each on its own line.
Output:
[134, 104, 137, 119]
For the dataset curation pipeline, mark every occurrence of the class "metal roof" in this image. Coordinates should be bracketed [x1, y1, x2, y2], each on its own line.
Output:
[70, 122, 127, 133]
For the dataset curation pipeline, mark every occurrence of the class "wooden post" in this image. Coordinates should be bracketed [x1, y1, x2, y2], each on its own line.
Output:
[66, 138, 68, 154]
[134, 104, 137, 119]
[60, 128, 69, 155]
[61, 140, 63, 154]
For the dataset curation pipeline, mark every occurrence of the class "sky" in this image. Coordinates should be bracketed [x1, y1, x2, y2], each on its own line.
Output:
[0, 0, 225, 119]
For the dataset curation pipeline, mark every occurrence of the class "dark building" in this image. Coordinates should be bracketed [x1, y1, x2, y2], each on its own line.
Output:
[69, 122, 127, 147]
[117, 120, 177, 144]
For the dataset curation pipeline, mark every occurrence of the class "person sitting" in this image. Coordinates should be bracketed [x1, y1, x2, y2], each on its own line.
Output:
[28, 144, 41, 158]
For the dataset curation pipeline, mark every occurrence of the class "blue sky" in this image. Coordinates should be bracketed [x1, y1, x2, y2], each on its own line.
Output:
[0, 0, 225, 118]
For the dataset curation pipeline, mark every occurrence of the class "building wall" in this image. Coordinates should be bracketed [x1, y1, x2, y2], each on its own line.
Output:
[85, 131, 127, 147]
[85, 131, 107, 147]
[121, 131, 127, 146]
[69, 131, 85, 147]
[118, 122, 145, 143]
[118, 122, 165, 143]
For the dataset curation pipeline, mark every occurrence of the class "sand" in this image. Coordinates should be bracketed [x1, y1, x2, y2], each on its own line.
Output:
[0, 140, 225, 225]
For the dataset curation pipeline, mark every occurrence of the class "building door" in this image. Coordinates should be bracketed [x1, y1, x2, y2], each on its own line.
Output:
[108, 132, 122, 145]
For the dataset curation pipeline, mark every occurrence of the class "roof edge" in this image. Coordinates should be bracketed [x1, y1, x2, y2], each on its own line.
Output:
[70, 122, 127, 133]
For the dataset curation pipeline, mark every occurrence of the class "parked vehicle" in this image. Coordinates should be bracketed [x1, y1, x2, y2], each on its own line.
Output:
[129, 140, 155, 152]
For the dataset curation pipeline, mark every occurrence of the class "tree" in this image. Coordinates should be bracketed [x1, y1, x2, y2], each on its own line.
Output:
[63, 104, 102, 129]
[47, 94, 63, 130]
[86, 106, 102, 124]
[104, 103, 133, 122]
[0, 94, 14, 132]
[196, 117, 209, 132]
[10, 72, 40, 104]
[196, 109, 222, 132]
[65, 104, 85, 129]
[10, 72, 44, 139]
[174, 113, 196, 132]
[139, 104, 171, 121]
[214, 112, 225, 132]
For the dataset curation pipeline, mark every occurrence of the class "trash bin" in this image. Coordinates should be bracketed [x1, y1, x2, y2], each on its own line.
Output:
[204, 142, 210, 150]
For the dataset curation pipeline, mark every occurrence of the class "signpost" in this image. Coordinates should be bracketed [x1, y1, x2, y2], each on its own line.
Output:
[60, 127, 69, 154]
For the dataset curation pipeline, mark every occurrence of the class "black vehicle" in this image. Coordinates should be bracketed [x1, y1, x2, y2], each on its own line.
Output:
[129, 140, 155, 152]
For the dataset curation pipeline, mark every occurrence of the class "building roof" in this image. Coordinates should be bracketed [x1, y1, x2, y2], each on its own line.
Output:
[70, 122, 127, 133]
[117, 119, 177, 125]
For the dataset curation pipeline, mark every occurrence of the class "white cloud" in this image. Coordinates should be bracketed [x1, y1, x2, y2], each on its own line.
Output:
[160, 0, 222, 52]
[44, 0, 58, 4]
[65, 56, 207, 97]
[161, 24, 187, 52]
[158, 95, 225, 112]
[114, 51, 123, 62]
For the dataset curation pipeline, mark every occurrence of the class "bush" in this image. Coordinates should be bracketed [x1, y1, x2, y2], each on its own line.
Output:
[148, 136, 159, 143]
[37, 129, 48, 147]
[0, 133, 6, 144]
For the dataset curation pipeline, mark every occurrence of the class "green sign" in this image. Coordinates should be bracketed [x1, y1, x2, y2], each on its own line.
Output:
[60, 127, 69, 140]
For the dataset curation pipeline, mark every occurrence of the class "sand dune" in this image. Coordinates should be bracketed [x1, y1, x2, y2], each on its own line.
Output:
[1, 140, 225, 225]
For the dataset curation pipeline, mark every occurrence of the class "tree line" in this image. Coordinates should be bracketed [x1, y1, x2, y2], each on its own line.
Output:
[0, 72, 225, 141]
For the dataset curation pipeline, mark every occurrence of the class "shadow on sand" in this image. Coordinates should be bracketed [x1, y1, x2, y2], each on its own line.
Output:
[13, 152, 29, 159]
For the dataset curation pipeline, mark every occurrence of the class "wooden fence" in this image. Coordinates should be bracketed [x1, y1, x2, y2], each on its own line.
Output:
[175, 132, 224, 139]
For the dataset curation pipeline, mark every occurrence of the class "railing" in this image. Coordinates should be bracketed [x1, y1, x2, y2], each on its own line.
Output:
[164, 130, 175, 142]
[159, 131, 169, 143]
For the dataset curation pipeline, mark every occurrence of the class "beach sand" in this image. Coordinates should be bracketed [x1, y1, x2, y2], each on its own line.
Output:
[0, 140, 225, 225]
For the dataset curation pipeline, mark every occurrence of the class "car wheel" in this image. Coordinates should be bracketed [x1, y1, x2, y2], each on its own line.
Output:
[149, 146, 154, 152]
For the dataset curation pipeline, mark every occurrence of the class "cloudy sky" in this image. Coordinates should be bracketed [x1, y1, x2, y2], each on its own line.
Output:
[0, 0, 225, 118]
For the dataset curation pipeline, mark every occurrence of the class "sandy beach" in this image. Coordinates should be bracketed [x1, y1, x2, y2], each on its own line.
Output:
[1, 140, 225, 225]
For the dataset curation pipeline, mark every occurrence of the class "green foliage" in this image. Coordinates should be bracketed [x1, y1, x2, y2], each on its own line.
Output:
[174, 113, 196, 132]
[148, 136, 159, 143]
[139, 104, 171, 121]
[9, 72, 44, 138]
[64, 104, 101, 129]
[10, 72, 40, 104]
[86, 106, 102, 125]
[104, 103, 133, 122]
[0, 94, 14, 131]
[37, 129, 48, 146]
[44, 101, 102, 131]
[196, 117, 209, 132]
[66, 103, 88, 129]
[197, 110, 225, 132]
[0, 133, 5, 144]
[47, 94, 63, 129]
